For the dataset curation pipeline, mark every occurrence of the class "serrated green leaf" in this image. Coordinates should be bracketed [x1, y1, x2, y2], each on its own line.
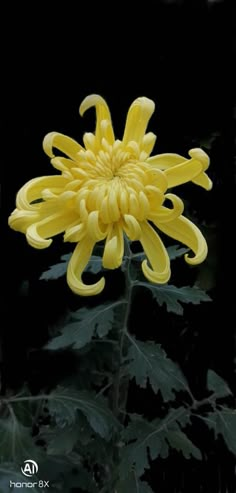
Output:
[0, 416, 41, 464]
[39, 259, 69, 281]
[116, 472, 154, 493]
[167, 245, 190, 260]
[207, 369, 232, 398]
[125, 336, 189, 400]
[141, 283, 211, 315]
[120, 408, 201, 479]
[203, 409, 236, 455]
[46, 301, 123, 350]
[166, 429, 202, 459]
[47, 387, 118, 439]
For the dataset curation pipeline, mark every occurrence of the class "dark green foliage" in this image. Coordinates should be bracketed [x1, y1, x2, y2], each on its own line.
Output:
[45, 301, 123, 350]
[39, 254, 71, 281]
[119, 408, 201, 479]
[40, 423, 81, 455]
[47, 387, 118, 439]
[3, 242, 234, 492]
[0, 416, 41, 464]
[207, 369, 232, 399]
[141, 283, 211, 315]
[125, 336, 189, 400]
[203, 409, 236, 455]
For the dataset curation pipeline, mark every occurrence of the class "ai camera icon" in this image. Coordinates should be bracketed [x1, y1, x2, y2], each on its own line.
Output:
[21, 459, 39, 477]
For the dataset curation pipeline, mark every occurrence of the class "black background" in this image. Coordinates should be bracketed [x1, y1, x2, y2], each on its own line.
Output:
[2, 1, 236, 491]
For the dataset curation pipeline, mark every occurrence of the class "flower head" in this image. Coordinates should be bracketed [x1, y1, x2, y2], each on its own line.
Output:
[9, 95, 212, 296]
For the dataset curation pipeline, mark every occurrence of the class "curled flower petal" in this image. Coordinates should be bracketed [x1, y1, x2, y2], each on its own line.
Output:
[51, 157, 76, 173]
[147, 168, 168, 192]
[147, 153, 186, 169]
[8, 209, 40, 233]
[149, 193, 184, 223]
[102, 223, 124, 269]
[188, 148, 209, 170]
[107, 185, 121, 222]
[123, 97, 155, 146]
[191, 172, 213, 190]
[164, 159, 203, 188]
[148, 148, 212, 190]
[43, 132, 84, 160]
[139, 221, 170, 284]
[26, 224, 52, 249]
[141, 132, 156, 157]
[87, 211, 108, 241]
[123, 214, 142, 241]
[189, 148, 212, 190]
[64, 222, 86, 242]
[16, 176, 69, 210]
[79, 94, 115, 145]
[138, 191, 150, 220]
[26, 211, 77, 249]
[67, 239, 105, 296]
[157, 215, 208, 265]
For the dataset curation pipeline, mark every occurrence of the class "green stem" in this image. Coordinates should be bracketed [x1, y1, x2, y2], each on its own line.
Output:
[3, 395, 49, 403]
[112, 237, 133, 418]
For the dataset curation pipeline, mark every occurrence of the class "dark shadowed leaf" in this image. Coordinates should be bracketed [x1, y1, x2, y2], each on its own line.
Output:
[166, 429, 202, 459]
[120, 409, 201, 479]
[207, 369, 232, 398]
[39, 254, 71, 281]
[40, 424, 81, 455]
[141, 283, 211, 315]
[0, 416, 41, 464]
[47, 387, 118, 439]
[203, 408, 236, 455]
[125, 336, 189, 400]
[46, 301, 124, 350]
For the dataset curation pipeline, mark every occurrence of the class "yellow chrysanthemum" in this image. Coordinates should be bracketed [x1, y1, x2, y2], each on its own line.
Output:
[8, 95, 212, 296]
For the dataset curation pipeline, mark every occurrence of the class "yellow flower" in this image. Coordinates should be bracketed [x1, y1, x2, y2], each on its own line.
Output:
[8, 95, 212, 296]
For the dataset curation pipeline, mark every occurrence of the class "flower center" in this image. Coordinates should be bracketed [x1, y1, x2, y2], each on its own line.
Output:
[68, 139, 167, 224]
